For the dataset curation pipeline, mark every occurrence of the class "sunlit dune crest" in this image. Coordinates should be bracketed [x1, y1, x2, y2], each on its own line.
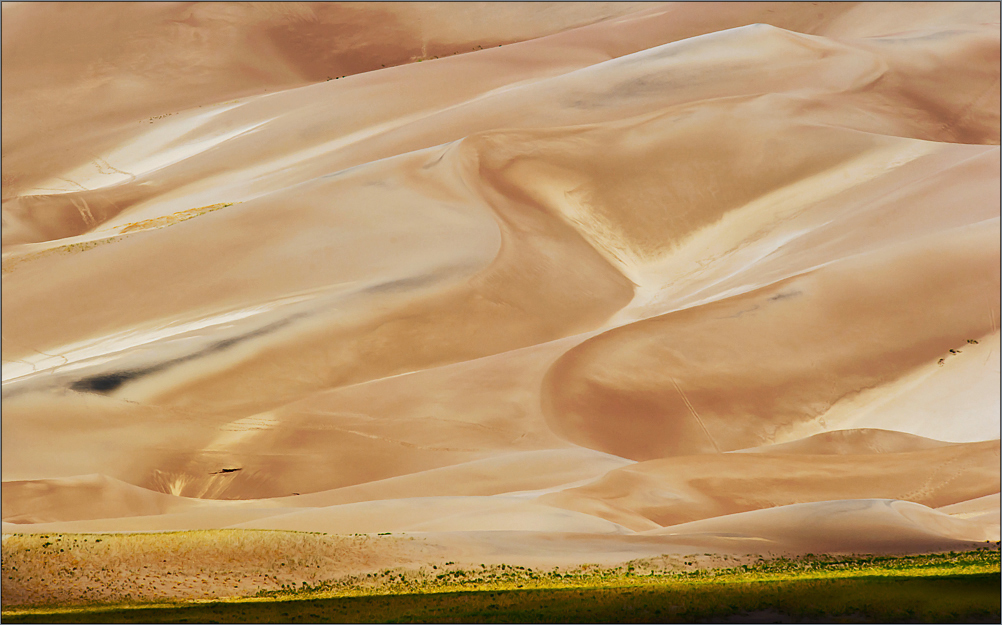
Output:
[2, 1, 999, 603]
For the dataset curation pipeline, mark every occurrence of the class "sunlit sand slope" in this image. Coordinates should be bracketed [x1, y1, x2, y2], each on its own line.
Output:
[2, 1, 999, 583]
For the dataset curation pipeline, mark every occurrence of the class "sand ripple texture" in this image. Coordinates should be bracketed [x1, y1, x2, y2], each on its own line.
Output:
[2, 0, 999, 583]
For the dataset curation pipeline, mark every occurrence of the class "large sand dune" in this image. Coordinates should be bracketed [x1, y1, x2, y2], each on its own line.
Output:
[2, 1, 999, 599]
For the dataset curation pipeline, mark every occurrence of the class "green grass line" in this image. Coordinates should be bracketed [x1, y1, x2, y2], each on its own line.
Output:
[4, 548, 998, 623]
[4, 573, 998, 623]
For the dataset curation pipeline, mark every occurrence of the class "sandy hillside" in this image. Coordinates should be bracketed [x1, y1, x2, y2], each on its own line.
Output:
[2, 1, 1000, 605]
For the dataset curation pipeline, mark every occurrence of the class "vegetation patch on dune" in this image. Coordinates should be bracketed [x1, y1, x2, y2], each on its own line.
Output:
[1, 236, 123, 275]
[2, 202, 236, 275]
[118, 202, 234, 233]
[2, 542, 997, 623]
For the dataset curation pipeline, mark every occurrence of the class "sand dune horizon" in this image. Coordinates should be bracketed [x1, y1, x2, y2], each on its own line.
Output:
[2, 1, 999, 605]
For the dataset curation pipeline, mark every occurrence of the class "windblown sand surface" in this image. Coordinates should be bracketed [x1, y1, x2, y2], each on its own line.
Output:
[2, 1, 999, 607]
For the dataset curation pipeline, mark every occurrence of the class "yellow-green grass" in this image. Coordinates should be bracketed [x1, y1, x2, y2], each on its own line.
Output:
[1, 530, 407, 608]
[4, 547, 998, 623]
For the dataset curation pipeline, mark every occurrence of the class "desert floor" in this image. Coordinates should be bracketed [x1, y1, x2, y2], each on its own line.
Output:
[2, 1, 999, 608]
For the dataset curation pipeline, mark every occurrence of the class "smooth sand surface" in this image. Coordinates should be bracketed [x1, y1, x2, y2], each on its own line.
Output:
[2, 1, 999, 605]
[938, 493, 1002, 519]
[646, 499, 999, 552]
[540, 441, 1000, 530]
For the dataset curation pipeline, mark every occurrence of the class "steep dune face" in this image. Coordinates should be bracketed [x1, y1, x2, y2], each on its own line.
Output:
[2, 1, 999, 576]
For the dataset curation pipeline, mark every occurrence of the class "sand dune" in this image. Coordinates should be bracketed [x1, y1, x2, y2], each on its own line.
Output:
[647, 499, 999, 553]
[733, 428, 955, 455]
[270, 449, 634, 507]
[938, 493, 1002, 519]
[2, 1, 999, 600]
[540, 441, 1000, 530]
[4, 6, 997, 247]
[2, 2, 651, 201]
[1, 474, 204, 524]
[229, 495, 631, 535]
[543, 223, 998, 459]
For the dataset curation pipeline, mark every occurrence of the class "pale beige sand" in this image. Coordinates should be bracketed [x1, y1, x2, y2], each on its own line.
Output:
[734, 428, 955, 455]
[938, 493, 1002, 519]
[646, 499, 1000, 552]
[1, 475, 209, 525]
[2, 1, 1000, 606]
[540, 441, 1001, 530]
[2, 448, 631, 525]
[229, 496, 632, 535]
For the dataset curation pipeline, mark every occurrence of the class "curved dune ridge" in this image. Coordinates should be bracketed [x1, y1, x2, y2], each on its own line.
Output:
[2, 0, 999, 577]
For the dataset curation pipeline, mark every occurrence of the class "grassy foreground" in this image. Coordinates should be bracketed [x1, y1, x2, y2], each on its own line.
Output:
[4, 548, 999, 623]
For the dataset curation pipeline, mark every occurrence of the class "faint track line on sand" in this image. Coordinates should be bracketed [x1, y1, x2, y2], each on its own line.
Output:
[669, 374, 721, 453]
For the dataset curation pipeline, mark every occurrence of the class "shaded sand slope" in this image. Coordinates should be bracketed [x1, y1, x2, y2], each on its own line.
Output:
[2, 2, 1000, 588]
[540, 439, 1001, 530]
[2, 136, 635, 417]
[1, 337, 597, 497]
[1, 475, 206, 525]
[271, 449, 634, 507]
[227, 496, 632, 535]
[646, 499, 999, 553]
[736, 428, 953, 455]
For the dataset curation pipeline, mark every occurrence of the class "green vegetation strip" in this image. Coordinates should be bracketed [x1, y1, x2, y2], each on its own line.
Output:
[4, 548, 999, 623]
